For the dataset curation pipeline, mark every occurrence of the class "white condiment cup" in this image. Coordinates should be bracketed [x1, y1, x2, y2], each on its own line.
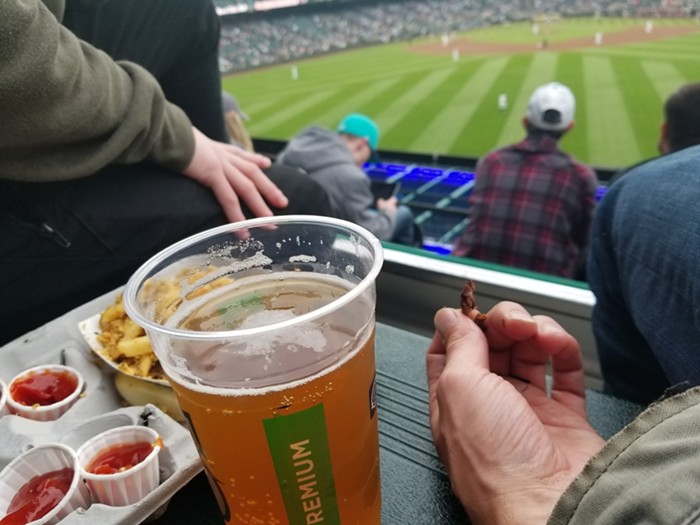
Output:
[6, 365, 85, 421]
[0, 443, 91, 524]
[76, 425, 162, 507]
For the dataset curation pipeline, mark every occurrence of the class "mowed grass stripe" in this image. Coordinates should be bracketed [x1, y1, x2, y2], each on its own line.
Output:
[241, 90, 312, 125]
[582, 55, 640, 167]
[376, 67, 460, 143]
[449, 54, 535, 156]
[409, 57, 508, 154]
[385, 61, 481, 153]
[610, 56, 662, 158]
[304, 78, 402, 132]
[271, 45, 456, 91]
[227, 44, 447, 99]
[496, 51, 559, 147]
[359, 70, 437, 127]
[555, 53, 588, 162]
[248, 90, 338, 136]
[671, 58, 700, 82]
[256, 80, 393, 138]
[641, 61, 688, 107]
[585, 45, 700, 61]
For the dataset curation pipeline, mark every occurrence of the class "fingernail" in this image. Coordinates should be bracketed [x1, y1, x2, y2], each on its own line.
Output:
[508, 310, 536, 324]
[434, 308, 459, 335]
[541, 322, 563, 334]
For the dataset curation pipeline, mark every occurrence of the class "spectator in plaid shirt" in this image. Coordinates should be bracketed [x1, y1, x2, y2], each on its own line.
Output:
[452, 82, 597, 279]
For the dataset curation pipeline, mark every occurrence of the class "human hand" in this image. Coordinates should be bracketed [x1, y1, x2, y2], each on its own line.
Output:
[426, 303, 605, 525]
[376, 196, 398, 213]
[182, 128, 288, 223]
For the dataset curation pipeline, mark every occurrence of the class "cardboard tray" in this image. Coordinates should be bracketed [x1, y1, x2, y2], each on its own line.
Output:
[0, 296, 203, 524]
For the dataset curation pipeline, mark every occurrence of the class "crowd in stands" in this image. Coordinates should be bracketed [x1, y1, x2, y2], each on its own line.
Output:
[220, 0, 507, 72]
[218, 0, 697, 72]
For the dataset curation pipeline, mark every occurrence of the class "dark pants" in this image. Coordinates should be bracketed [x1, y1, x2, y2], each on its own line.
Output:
[0, 0, 333, 345]
[0, 165, 333, 345]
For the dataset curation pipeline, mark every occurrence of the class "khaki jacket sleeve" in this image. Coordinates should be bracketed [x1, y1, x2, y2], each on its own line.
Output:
[0, 0, 195, 182]
[548, 386, 700, 524]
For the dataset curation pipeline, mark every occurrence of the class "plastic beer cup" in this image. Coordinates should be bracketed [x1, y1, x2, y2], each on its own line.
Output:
[123, 215, 383, 525]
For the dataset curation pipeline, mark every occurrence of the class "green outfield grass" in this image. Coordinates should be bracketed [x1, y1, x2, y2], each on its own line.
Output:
[222, 17, 700, 169]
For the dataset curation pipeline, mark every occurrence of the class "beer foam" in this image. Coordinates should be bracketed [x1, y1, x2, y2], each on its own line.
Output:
[167, 271, 352, 330]
[167, 317, 373, 397]
[288, 255, 317, 263]
[235, 311, 328, 356]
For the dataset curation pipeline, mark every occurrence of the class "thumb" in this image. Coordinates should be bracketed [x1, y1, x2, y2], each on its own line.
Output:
[435, 308, 489, 373]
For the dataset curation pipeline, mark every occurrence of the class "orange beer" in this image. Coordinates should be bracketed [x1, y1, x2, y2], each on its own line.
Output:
[123, 217, 384, 525]
[167, 273, 381, 525]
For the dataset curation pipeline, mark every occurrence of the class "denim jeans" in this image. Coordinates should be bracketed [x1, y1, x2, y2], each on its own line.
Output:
[390, 204, 416, 245]
[587, 145, 700, 404]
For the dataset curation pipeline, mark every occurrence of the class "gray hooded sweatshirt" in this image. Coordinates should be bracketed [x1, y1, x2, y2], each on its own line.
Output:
[277, 126, 395, 241]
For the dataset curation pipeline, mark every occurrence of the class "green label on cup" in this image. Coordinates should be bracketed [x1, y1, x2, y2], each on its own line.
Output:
[264, 404, 340, 524]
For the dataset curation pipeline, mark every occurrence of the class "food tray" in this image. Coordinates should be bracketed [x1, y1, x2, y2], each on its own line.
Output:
[0, 290, 203, 524]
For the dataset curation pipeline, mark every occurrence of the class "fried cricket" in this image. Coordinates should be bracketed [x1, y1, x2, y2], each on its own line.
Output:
[460, 279, 488, 332]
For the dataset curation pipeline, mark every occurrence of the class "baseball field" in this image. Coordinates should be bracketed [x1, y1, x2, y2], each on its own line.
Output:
[222, 17, 700, 169]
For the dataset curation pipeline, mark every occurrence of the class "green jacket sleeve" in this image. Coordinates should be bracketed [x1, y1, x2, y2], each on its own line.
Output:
[548, 385, 700, 524]
[0, 0, 195, 182]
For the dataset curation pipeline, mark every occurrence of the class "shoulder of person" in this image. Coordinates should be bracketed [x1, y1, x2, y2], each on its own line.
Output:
[549, 385, 700, 525]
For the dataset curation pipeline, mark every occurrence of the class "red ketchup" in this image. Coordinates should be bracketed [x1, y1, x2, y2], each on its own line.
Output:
[86, 442, 156, 475]
[10, 370, 78, 407]
[0, 468, 73, 525]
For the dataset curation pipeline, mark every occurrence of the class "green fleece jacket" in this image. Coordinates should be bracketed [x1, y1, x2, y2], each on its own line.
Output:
[549, 386, 700, 524]
[0, 0, 195, 181]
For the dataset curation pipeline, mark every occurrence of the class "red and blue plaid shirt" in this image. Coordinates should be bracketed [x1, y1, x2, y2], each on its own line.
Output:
[452, 133, 598, 278]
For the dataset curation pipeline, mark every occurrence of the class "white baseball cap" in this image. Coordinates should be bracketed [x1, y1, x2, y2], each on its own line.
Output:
[526, 82, 575, 131]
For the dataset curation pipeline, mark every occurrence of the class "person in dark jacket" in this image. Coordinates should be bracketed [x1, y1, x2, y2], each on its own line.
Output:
[0, 0, 331, 345]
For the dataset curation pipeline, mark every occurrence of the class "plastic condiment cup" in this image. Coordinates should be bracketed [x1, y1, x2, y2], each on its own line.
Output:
[76, 425, 162, 507]
[6, 365, 85, 421]
[0, 379, 7, 416]
[0, 443, 91, 524]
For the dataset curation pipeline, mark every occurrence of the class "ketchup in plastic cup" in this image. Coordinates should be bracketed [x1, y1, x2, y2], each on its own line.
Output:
[0, 443, 91, 525]
[7, 365, 84, 422]
[76, 426, 162, 507]
[86, 441, 156, 475]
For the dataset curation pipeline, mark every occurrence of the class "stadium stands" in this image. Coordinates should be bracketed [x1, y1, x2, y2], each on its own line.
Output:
[219, 0, 499, 72]
[364, 160, 609, 254]
[250, 138, 613, 255]
[217, 0, 690, 72]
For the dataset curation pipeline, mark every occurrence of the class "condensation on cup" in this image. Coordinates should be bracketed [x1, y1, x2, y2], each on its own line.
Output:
[124, 215, 384, 525]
